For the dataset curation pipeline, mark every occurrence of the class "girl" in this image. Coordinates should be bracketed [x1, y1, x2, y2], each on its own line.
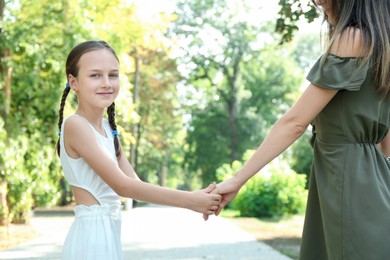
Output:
[211, 0, 390, 259]
[56, 40, 222, 260]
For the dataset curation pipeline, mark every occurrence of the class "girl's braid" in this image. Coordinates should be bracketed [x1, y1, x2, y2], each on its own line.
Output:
[56, 86, 71, 156]
[107, 102, 121, 158]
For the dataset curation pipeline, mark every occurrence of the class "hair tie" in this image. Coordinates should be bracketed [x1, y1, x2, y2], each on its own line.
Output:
[112, 130, 118, 136]
[58, 131, 61, 137]
[66, 82, 70, 88]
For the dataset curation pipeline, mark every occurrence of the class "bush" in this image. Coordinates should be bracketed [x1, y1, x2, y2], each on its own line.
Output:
[0, 121, 63, 225]
[2, 135, 34, 224]
[216, 151, 307, 218]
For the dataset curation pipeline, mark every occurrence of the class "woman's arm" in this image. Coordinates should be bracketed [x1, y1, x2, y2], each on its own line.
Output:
[64, 117, 221, 215]
[212, 27, 364, 215]
[233, 84, 338, 186]
[205, 84, 337, 219]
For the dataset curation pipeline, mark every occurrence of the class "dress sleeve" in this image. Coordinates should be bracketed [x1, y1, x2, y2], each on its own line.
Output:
[306, 54, 369, 91]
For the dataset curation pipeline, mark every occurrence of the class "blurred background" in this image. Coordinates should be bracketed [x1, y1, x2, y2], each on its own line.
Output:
[0, 0, 322, 231]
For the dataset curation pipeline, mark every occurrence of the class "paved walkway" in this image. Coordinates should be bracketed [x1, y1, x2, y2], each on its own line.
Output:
[0, 204, 292, 260]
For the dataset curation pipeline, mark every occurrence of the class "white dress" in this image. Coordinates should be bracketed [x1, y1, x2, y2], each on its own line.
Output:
[60, 115, 123, 260]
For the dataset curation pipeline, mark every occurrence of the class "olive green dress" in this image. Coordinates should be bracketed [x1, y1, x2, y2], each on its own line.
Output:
[300, 54, 390, 260]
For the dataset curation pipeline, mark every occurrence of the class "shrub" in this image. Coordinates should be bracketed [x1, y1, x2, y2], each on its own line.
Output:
[0, 123, 62, 225]
[216, 151, 307, 218]
[2, 135, 34, 224]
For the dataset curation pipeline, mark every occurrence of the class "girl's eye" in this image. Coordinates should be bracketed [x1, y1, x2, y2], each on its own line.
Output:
[109, 74, 119, 78]
[90, 74, 101, 78]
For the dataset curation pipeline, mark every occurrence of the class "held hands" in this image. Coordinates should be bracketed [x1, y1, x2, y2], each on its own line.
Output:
[189, 182, 222, 216]
[203, 176, 244, 221]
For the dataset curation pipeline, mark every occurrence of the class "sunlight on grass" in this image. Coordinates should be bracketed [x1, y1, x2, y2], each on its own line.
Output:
[221, 209, 304, 260]
[0, 224, 39, 250]
[219, 209, 241, 218]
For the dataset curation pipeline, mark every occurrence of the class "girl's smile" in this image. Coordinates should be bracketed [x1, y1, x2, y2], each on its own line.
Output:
[97, 92, 114, 97]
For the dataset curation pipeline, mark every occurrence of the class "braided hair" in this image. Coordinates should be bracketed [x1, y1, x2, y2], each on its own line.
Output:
[107, 102, 121, 157]
[56, 86, 71, 156]
[56, 40, 121, 157]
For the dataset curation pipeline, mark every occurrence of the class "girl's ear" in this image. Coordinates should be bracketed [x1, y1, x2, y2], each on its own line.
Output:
[68, 74, 78, 93]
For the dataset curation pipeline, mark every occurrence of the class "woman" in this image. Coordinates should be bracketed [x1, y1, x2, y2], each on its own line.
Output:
[212, 0, 390, 259]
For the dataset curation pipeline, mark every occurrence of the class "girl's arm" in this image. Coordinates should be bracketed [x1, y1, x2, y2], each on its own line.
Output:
[64, 117, 221, 215]
[117, 145, 141, 181]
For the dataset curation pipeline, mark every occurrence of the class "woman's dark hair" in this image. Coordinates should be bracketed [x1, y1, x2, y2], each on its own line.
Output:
[313, 0, 390, 97]
[56, 40, 122, 157]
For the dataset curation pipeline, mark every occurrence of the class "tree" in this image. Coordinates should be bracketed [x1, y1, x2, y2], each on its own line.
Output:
[172, 1, 305, 185]
[102, 4, 185, 187]
[0, 0, 145, 223]
[125, 48, 183, 186]
[291, 32, 322, 72]
[0, 0, 96, 223]
[276, 0, 318, 43]
[172, 0, 265, 163]
[184, 105, 231, 185]
[0, 0, 10, 225]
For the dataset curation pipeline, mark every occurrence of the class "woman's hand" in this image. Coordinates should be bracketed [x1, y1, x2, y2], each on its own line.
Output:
[203, 176, 244, 220]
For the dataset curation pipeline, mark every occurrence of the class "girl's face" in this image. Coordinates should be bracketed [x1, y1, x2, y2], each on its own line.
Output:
[315, 0, 335, 25]
[70, 49, 120, 111]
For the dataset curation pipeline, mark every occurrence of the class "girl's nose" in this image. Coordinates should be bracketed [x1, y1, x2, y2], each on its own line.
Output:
[102, 76, 111, 87]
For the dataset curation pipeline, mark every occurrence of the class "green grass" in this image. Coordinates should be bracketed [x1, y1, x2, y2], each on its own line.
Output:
[221, 209, 304, 260]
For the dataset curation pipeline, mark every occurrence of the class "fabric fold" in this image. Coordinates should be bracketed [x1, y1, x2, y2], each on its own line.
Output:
[307, 54, 369, 91]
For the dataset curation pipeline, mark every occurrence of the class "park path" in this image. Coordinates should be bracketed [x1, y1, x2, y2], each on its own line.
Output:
[0, 204, 291, 260]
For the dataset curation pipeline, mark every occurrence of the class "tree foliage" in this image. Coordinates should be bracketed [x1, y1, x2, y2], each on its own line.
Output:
[276, 0, 319, 43]
[125, 48, 184, 186]
[172, 0, 306, 185]
[172, 0, 266, 163]
[0, 0, 179, 224]
[0, 0, 320, 225]
[0, 0, 86, 224]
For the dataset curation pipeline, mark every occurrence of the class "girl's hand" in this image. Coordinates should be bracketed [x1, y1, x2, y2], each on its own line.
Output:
[189, 182, 222, 216]
[203, 176, 244, 220]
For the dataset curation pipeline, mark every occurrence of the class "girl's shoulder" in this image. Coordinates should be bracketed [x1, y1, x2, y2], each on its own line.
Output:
[330, 27, 364, 58]
[62, 115, 97, 159]
[64, 114, 89, 128]
[63, 114, 96, 139]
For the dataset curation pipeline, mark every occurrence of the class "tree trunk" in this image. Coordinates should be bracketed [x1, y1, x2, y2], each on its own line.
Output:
[0, 181, 9, 226]
[130, 54, 140, 171]
[159, 151, 168, 187]
[0, 0, 10, 227]
[227, 63, 240, 163]
[227, 99, 239, 162]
